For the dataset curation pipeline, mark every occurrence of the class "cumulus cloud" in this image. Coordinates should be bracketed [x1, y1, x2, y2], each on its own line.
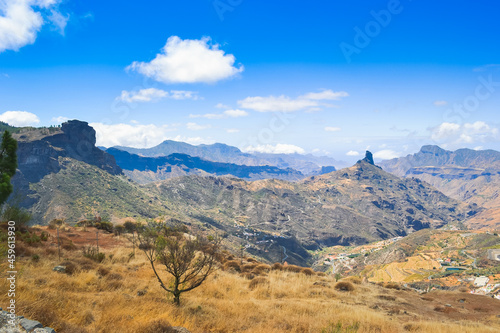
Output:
[243, 144, 305, 154]
[430, 121, 499, 145]
[186, 122, 211, 131]
[0, 110, 40, 126]
[90, 122, 177, 148]
[238, 89, 348, 113]
[300, 90, 349, 100]
[433, 100, 448, 106]
[346, 150, 360, 156]
[51, 116, 69, 123]
[118, 88, 199, 103]
[189, 109, 248, 119]
[324, 126, 341, 132]
[127, 36, 244, 84]
[373, 149, 400, 160]
[0, 0, 65, 53]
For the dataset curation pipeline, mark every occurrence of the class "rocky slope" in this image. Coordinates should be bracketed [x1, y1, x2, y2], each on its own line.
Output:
[380, 145, 500, 229]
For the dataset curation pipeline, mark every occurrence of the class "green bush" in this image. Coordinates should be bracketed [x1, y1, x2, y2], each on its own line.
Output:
[82, 246, 106, 263]
[1, 205, 31, 227]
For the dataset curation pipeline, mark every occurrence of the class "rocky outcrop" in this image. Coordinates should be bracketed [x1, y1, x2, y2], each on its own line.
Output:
[11, 121, 122, 208]
[14, 120, 122, 183]
[0, 309, 55, 333]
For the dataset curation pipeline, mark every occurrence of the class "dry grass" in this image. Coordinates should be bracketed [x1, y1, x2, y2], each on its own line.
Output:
[1, 237, 499, 333]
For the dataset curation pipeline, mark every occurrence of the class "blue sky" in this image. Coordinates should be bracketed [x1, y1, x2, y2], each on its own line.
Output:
[1, 0, 500, 163]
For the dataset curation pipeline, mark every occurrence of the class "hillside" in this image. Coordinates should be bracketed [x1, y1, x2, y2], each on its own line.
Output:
[1, 225, 499, 333]
[380, 145, 500, 230]
[314, 228, 500, 289]
[151, 157, 476, 257]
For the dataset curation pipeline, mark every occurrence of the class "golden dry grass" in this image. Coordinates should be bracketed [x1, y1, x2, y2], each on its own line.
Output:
[1, 240, 500, 333]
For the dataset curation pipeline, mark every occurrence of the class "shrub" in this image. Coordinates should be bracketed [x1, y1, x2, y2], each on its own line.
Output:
[97, 266, 110, 277]
[48, 218, 66, 229]
[240, 272, 255, 280]
[123, 221, 137, 233]
[1, 205, 31, 227]
[271, 262, 283, 270]
[31, 254, 40, 262]
[142, 319, 174, 333]
[253, 264, 271, 275]
[346, 276, 362, 284]
[284, 265, 302, 273]
[95, 221, 113, 233]
[223, 260, 241, 272]
[249, 277, 269, 290]
[334, 281, 355, 292]
[114, 225, 125, 236]
[246, 257, 258, 263]
[301, 268, 316, 276]
[385, 282, 401, 290]
[241, 263, 258, 272]
[60, 261, 77, 275]
[82, 246, 105, 263]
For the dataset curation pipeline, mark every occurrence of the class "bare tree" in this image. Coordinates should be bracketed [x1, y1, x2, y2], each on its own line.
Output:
[137, 222, 220, 305]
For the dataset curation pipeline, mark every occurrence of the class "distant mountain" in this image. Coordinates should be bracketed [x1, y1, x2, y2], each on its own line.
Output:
[380, 145, 500, 177]
[112, 140, 344, 175]
[380, 145, 500, 229]
[105, 148, 305, 183]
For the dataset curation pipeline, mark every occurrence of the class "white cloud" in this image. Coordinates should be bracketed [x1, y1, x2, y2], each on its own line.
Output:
[433, 100, 448, 106]
[170, 135, 214, 145]
[127, 36, 244, 84]
[170, 90, 200, 100]
[0, 0, 64, 53]
[300, 90, 349, 100]
[189, 109, 248, 119]
[430, 121, 499, 145]
[0, 110, 40, 126]
[238, 89, 348, 113]
[373, 149, 400, 160]
[118, 88, 199, 103]
[90, 122, 177, 148]
[430, 122, 461, 141]
[186, 122, 211, 131]
[51, 116, 69, 123]
[346, 150, 360, 156]
[215, 103, 230, 109]
[243, 144, 305, 154]
[226, 128, 239, 133]
[47, 8, 69, 35]
[223, 109, 248, 117]
[324, 126, 341, 132]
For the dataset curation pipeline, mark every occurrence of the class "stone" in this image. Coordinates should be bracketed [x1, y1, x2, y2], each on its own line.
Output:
[53, 266, 66, 273]
[20, 318, 43, 331]
[44, 328, 56, 333]
[170, 328, 191, 333]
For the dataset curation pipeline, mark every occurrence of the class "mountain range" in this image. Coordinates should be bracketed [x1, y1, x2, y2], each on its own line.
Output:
[380, 145, 500, 230]
[4, 120, 487, 265]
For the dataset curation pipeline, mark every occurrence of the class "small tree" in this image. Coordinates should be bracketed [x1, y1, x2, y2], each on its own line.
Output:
[0, 131, 17, 206]
[137, 222, 220, 305]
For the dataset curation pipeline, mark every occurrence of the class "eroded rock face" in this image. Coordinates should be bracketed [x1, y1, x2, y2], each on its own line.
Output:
[14, 120, 122, 184]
